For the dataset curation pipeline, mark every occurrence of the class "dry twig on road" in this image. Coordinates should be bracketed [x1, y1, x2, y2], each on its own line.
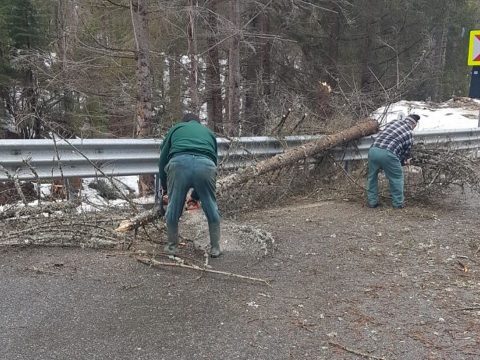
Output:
[328, 341, 386, 360]
[135, 255, 271, 286]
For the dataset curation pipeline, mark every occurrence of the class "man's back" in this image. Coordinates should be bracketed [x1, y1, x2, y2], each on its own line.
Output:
[165, 120, 217, 165]
[372, 119, 413, 161]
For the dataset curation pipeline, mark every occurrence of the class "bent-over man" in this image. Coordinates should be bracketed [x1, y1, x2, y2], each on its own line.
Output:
[159, 113, 221, 257]
[367, 114, 420, 209]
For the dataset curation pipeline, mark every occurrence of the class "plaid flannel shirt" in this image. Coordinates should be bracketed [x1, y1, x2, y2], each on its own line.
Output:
[372, 118, 415, 163]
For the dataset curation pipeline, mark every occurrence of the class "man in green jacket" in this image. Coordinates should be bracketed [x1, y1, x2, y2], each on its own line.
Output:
[159, 113, 221, 257]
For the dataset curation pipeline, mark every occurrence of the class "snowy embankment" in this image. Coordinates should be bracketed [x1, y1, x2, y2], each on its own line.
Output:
[373, 99, 480, 131]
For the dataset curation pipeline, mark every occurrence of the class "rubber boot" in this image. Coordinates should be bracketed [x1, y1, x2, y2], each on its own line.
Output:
[164, 226, 178, 255]
[208, 222, 222, 258]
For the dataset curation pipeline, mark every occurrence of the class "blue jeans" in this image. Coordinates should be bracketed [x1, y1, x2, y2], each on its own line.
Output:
[165, 154, 220, 245]
[366, 147, 404, 208]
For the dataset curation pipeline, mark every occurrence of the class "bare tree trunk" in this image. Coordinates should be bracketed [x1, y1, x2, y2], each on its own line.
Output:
[56, 0, 82, 194]
[56, 0, 68, 66]
[227, 0, 241, 136]
[359, 0, 376, 90]
[56, 0, 74, 124]
[224, 66, 229, 130]
[432, 8, 449, 101]
[244, 8, 271, 136]
[244, 4, 260, 135]
[25, 69, 40, 139]
[131, 0, 154, 195]
[244, 42, 259, 135]
[167, 51, 182, 128]
[217, 119, 378, 193]
[131, 0, 153, 137]
[316, 3, 338, 122]
[187, 0, 200, 112]
[323, 2, 341, 87]
[206, 0, 223, 133]
[18, 3, 40, 139]
[259, 10, 271, 104]
[360, 31, 373, 89]
[115, 119, 379, 232]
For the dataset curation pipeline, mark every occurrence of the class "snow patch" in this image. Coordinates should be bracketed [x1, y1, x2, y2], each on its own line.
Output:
[373, 99, 480, 131]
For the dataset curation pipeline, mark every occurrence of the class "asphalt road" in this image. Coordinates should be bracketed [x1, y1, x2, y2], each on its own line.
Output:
[3, 195, 480, 359]
[0, 247, 288, 360]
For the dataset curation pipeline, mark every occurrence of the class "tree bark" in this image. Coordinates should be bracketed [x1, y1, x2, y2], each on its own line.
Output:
[131, 0, 154, 195]
[19, 2, 40, 139]
[205, 0, 223, 133]
[431, 8, 449, 101]
[244, 4, 268, 136]
[131, 0, 153, 137]
[359, 0, 376, 90]
[259, 9, 271, 106]
[115, 119, 379, 232]
[217, 119, 378, 193]
[323, 2, 341, 87]
[187, 0, 200, 112]
[227, 0, 241, 136]
[244, 44, 259, 135]
[167, 51, 182, 128]
[55, 0, 75, 131]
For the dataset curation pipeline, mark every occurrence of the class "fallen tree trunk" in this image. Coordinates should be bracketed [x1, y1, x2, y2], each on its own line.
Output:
[115, 119, 378, 232]
[218, 119, 378, 193]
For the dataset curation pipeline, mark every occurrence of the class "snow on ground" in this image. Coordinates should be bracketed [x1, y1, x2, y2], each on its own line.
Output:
[0, 176, 150, 214]
[77, 176, 153, 212]
[372, 99, 480, 131]
[115, 176, 140, 194]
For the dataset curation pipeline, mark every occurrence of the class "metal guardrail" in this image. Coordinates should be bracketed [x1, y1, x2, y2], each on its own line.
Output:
[1, 128, 480, 181]
[0, 136, 319, 180]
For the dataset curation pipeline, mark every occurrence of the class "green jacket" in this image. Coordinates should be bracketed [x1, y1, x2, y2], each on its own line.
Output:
[159, 120, 218, 190]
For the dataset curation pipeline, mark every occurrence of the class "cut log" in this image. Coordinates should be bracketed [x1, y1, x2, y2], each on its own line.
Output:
[115, 205, 163, 232]
[115, 119, 378, 232]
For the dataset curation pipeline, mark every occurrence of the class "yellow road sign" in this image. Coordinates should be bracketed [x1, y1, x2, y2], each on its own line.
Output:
[468, 30, 480, 66]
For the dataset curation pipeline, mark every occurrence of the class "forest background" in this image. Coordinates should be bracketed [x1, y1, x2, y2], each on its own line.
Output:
[0, 0, 477, 141]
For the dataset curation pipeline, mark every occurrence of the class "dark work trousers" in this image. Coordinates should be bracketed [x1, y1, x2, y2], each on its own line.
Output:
[165, 154, 220, 248]
[366, 146, 404, 208]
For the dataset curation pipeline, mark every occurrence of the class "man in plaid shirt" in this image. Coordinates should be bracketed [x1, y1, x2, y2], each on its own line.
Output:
[367, 114, 420, 208]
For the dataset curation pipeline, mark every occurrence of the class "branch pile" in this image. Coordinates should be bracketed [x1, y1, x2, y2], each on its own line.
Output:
[0, 200, 80, 220]
[1, 211, 130, 249]
[413, 146, 480, 195]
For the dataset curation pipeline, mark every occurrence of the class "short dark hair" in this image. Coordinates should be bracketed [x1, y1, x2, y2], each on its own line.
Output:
[408, 114, 420, 122]
[182, 113, 201, 123]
